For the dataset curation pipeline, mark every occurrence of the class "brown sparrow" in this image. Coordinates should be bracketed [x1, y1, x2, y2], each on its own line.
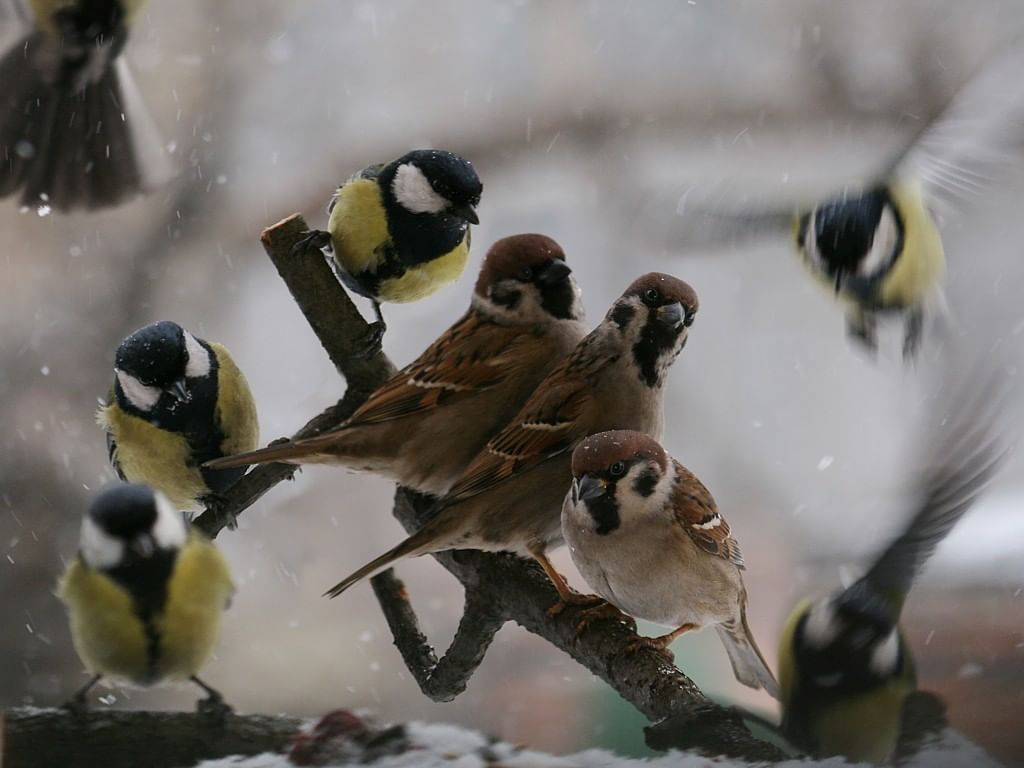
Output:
[205, 234, 586, 496]
[324, 273, 698, 600]
[562, 430, 780, 698]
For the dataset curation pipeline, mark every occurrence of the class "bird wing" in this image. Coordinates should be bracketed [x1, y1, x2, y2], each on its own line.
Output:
[325, 312, 531, 429]
[671, 461, 745, 568]
[858, 366, 1013, 611]
[885, 39, 1024, 215]
[444, 358, 590, 503]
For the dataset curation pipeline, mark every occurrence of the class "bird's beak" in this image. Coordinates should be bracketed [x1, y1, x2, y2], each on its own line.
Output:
[170, 378, 189, 402]
[656, 302, 684, 329]
[538, 260, 572, 286]
[833, 270, 844, 295]
[578, 474, 608, 502]
[449, 203, 479, 225]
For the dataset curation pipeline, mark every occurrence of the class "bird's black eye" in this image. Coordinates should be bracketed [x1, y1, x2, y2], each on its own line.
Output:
[609, 461, 626, 477]
[643, 288, 660, 305]
[519, 266, 534, 281]
[683, 309, 696, 327]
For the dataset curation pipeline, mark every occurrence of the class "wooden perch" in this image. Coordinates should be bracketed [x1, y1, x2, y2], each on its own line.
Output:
[1, 708, 305, 768]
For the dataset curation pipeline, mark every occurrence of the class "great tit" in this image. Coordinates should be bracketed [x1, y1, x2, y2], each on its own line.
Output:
[97, 321, 259, 515]
[57, 483, 234, 713]
[0, 0, 170, 211]
[777, 371, 1011, 762]
[679, 40, 1024, 360]
[296, 149, 482, 352]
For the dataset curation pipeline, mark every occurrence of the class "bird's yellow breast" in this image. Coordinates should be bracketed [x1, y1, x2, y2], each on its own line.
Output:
[98, 406, 207, 513]
[30, 0, 147, 35]
[376, 240, 469, 303]
[877, 181, 945, 309]
[57, 534, 233, 686]
[211, 343, 260, 456]
[811, 685, 908, 762]
[328, 178, 391, 275]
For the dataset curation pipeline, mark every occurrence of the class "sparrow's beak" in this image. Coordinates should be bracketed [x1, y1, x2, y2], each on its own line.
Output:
[130, 533, 156, 559]
[449, 203, 479, 225]
[538, 259, 572, 286]
[170, 378, 189, 402]
[656, 301, 684, 329]
[578, 474, 608, 502]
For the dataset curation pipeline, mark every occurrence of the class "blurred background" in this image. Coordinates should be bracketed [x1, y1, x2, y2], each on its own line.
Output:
[2, 0, 1023, 763]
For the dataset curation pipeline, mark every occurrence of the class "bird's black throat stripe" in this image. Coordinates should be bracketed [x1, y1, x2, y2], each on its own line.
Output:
[586, 482, 621, 535]
[103, 548, 179, 682]
[631, 316, 682, 388]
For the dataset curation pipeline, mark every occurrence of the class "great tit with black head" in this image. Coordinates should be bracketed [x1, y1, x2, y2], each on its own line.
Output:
[296, 149, 482, 353]
[57, 483, 234, 714]
[777, 366, 1013, 762]
[676, 40, 1024, 361]
[97, 321, 259, 515]
[0, 0, 170, 211]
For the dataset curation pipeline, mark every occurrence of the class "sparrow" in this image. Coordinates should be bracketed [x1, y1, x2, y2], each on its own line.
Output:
[296, 149, 482, 352]
[561, 430, 780, 698]
[204, 233, 587, 496]
[0, 0, 171, 210]
[97, 321, 260, 514]
[323, 272, 698, 601]
[57, 483, 234, 714]
[778, 368, 1013, 761]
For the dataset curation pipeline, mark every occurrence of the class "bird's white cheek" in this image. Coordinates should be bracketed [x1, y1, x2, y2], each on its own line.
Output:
[392, 163, 450, 214]
[858, 204, 899, 278]
[870, 630, 900, 676]
[803, 600, 839, 648]
[152, 492, 188, 549]
[116, 370, 161, 411]
[183, 332, 211, 378]
[79, 516, 124, 569]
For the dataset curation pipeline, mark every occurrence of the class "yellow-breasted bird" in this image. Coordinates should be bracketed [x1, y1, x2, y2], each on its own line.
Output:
[0, 0, 170, 210]
[777, 368, 1012, 762]
[296, 148, 482, 352]
[675, 40, 1024, 360]
[97, 321, 259, 514]
[57, 483, 234, 713]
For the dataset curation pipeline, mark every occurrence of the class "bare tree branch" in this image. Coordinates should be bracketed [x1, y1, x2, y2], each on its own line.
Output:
[199, 217, 784, 760]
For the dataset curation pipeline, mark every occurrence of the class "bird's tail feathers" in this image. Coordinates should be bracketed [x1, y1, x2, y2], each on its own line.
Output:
[0, 37, 170, 211]
[323, 519, 447, 599]
[716, 612, 780, 700]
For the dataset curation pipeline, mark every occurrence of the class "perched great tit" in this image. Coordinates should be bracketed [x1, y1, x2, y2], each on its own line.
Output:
[57, 483, 234, 714]
[676, 40, 1024, 360]
[0, 0, 170, 211]
[96, 321, 259, 515]
[777, 370, 1012, 762]
[297, 149, 482, 352]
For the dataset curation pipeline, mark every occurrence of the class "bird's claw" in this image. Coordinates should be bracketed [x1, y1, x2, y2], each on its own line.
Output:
[197, 692, 234, 721]
[625, 635, 675, 663]
[574, 602, 637, 636]
[354, 321, 387, 359]
[292, 229, 332, 256]
[546, 591, 605, 617]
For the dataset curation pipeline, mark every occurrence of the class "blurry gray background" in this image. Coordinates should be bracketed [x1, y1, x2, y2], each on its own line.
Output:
[2, 0, 1023, 762]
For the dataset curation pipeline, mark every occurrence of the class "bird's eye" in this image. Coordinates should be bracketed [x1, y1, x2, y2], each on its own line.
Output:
[683, 309, 696, 327]
[519, 266, 534, 280]
[643, 288, 660, 305]
[609, 461, 626, 477]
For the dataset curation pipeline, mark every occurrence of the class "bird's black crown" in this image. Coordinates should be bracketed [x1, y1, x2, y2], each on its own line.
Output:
[398, 149, 482, 207]
[115, 320, 187, 387]
[87, 483, 158, 542]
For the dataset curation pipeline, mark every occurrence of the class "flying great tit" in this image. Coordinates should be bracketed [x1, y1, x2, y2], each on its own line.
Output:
[777, 368, 1012, 762]
[296, 148, 482, 353]
[0, 0, 170, 211]
[57, 483, 234, 714]
[97, 321, 259, 515]
[676, 40, 1024, 361]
